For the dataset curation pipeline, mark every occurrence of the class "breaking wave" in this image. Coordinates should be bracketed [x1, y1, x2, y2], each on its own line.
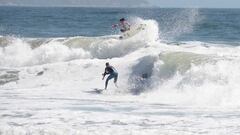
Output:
[1, 18, 240, 107]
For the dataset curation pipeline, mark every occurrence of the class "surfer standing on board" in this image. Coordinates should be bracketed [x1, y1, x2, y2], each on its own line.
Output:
[102, 62, 118, 90]
[112, 18, 131, 33]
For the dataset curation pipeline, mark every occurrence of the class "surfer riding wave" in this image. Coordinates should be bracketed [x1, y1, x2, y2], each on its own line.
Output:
[112, 18, 131, 33]
[102, 62, 118, 90]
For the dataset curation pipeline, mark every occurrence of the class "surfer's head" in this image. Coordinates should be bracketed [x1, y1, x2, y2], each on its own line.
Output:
[120, 18, 125, 22]
[106, 62, 110, 67]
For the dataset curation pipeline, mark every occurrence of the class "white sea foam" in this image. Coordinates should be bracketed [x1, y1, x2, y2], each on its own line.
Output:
[1, 18, 240, 106]
[1, 18, 240, 134]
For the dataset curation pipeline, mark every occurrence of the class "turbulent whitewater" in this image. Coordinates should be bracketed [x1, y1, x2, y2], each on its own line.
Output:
[1, 8, 240, 135]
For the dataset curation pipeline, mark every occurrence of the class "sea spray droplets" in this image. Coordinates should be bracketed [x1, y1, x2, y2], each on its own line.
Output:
[159, 8, 200, 40]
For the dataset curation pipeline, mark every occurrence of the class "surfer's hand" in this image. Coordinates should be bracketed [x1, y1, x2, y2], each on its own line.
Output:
[102, 74, 105, 80]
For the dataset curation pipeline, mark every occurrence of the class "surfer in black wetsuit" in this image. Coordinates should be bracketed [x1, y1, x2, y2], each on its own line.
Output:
[112, 18, 131, 33]
[102, 62, 118, 90]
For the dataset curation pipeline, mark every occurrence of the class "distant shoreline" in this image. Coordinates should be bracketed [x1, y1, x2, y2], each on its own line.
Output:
[0, 5, 240, 9]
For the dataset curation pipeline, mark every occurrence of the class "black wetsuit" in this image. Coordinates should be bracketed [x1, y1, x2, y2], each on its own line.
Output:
[103, 66, 118, 89]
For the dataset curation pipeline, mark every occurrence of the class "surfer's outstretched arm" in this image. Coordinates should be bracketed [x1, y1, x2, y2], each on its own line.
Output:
[102, 72, 106, 79]
[102, 68, 109, 80]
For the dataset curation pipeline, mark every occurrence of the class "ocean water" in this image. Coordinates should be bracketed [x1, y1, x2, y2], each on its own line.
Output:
[1, 7, 240, 44]
[1, 7, 240, 134]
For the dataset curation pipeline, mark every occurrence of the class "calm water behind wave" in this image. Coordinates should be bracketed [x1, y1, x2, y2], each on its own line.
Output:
[0, 7, 240, 45]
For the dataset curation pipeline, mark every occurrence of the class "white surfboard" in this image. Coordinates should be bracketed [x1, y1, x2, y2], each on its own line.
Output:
[120, 23, 147, 40]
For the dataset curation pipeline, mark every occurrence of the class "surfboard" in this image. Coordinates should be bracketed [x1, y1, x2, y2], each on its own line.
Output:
[93, 88, 104, 94]
[120, 23, 147, 40]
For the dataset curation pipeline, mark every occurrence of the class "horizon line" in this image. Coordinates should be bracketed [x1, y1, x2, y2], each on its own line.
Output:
[0, 5, 240, 9]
